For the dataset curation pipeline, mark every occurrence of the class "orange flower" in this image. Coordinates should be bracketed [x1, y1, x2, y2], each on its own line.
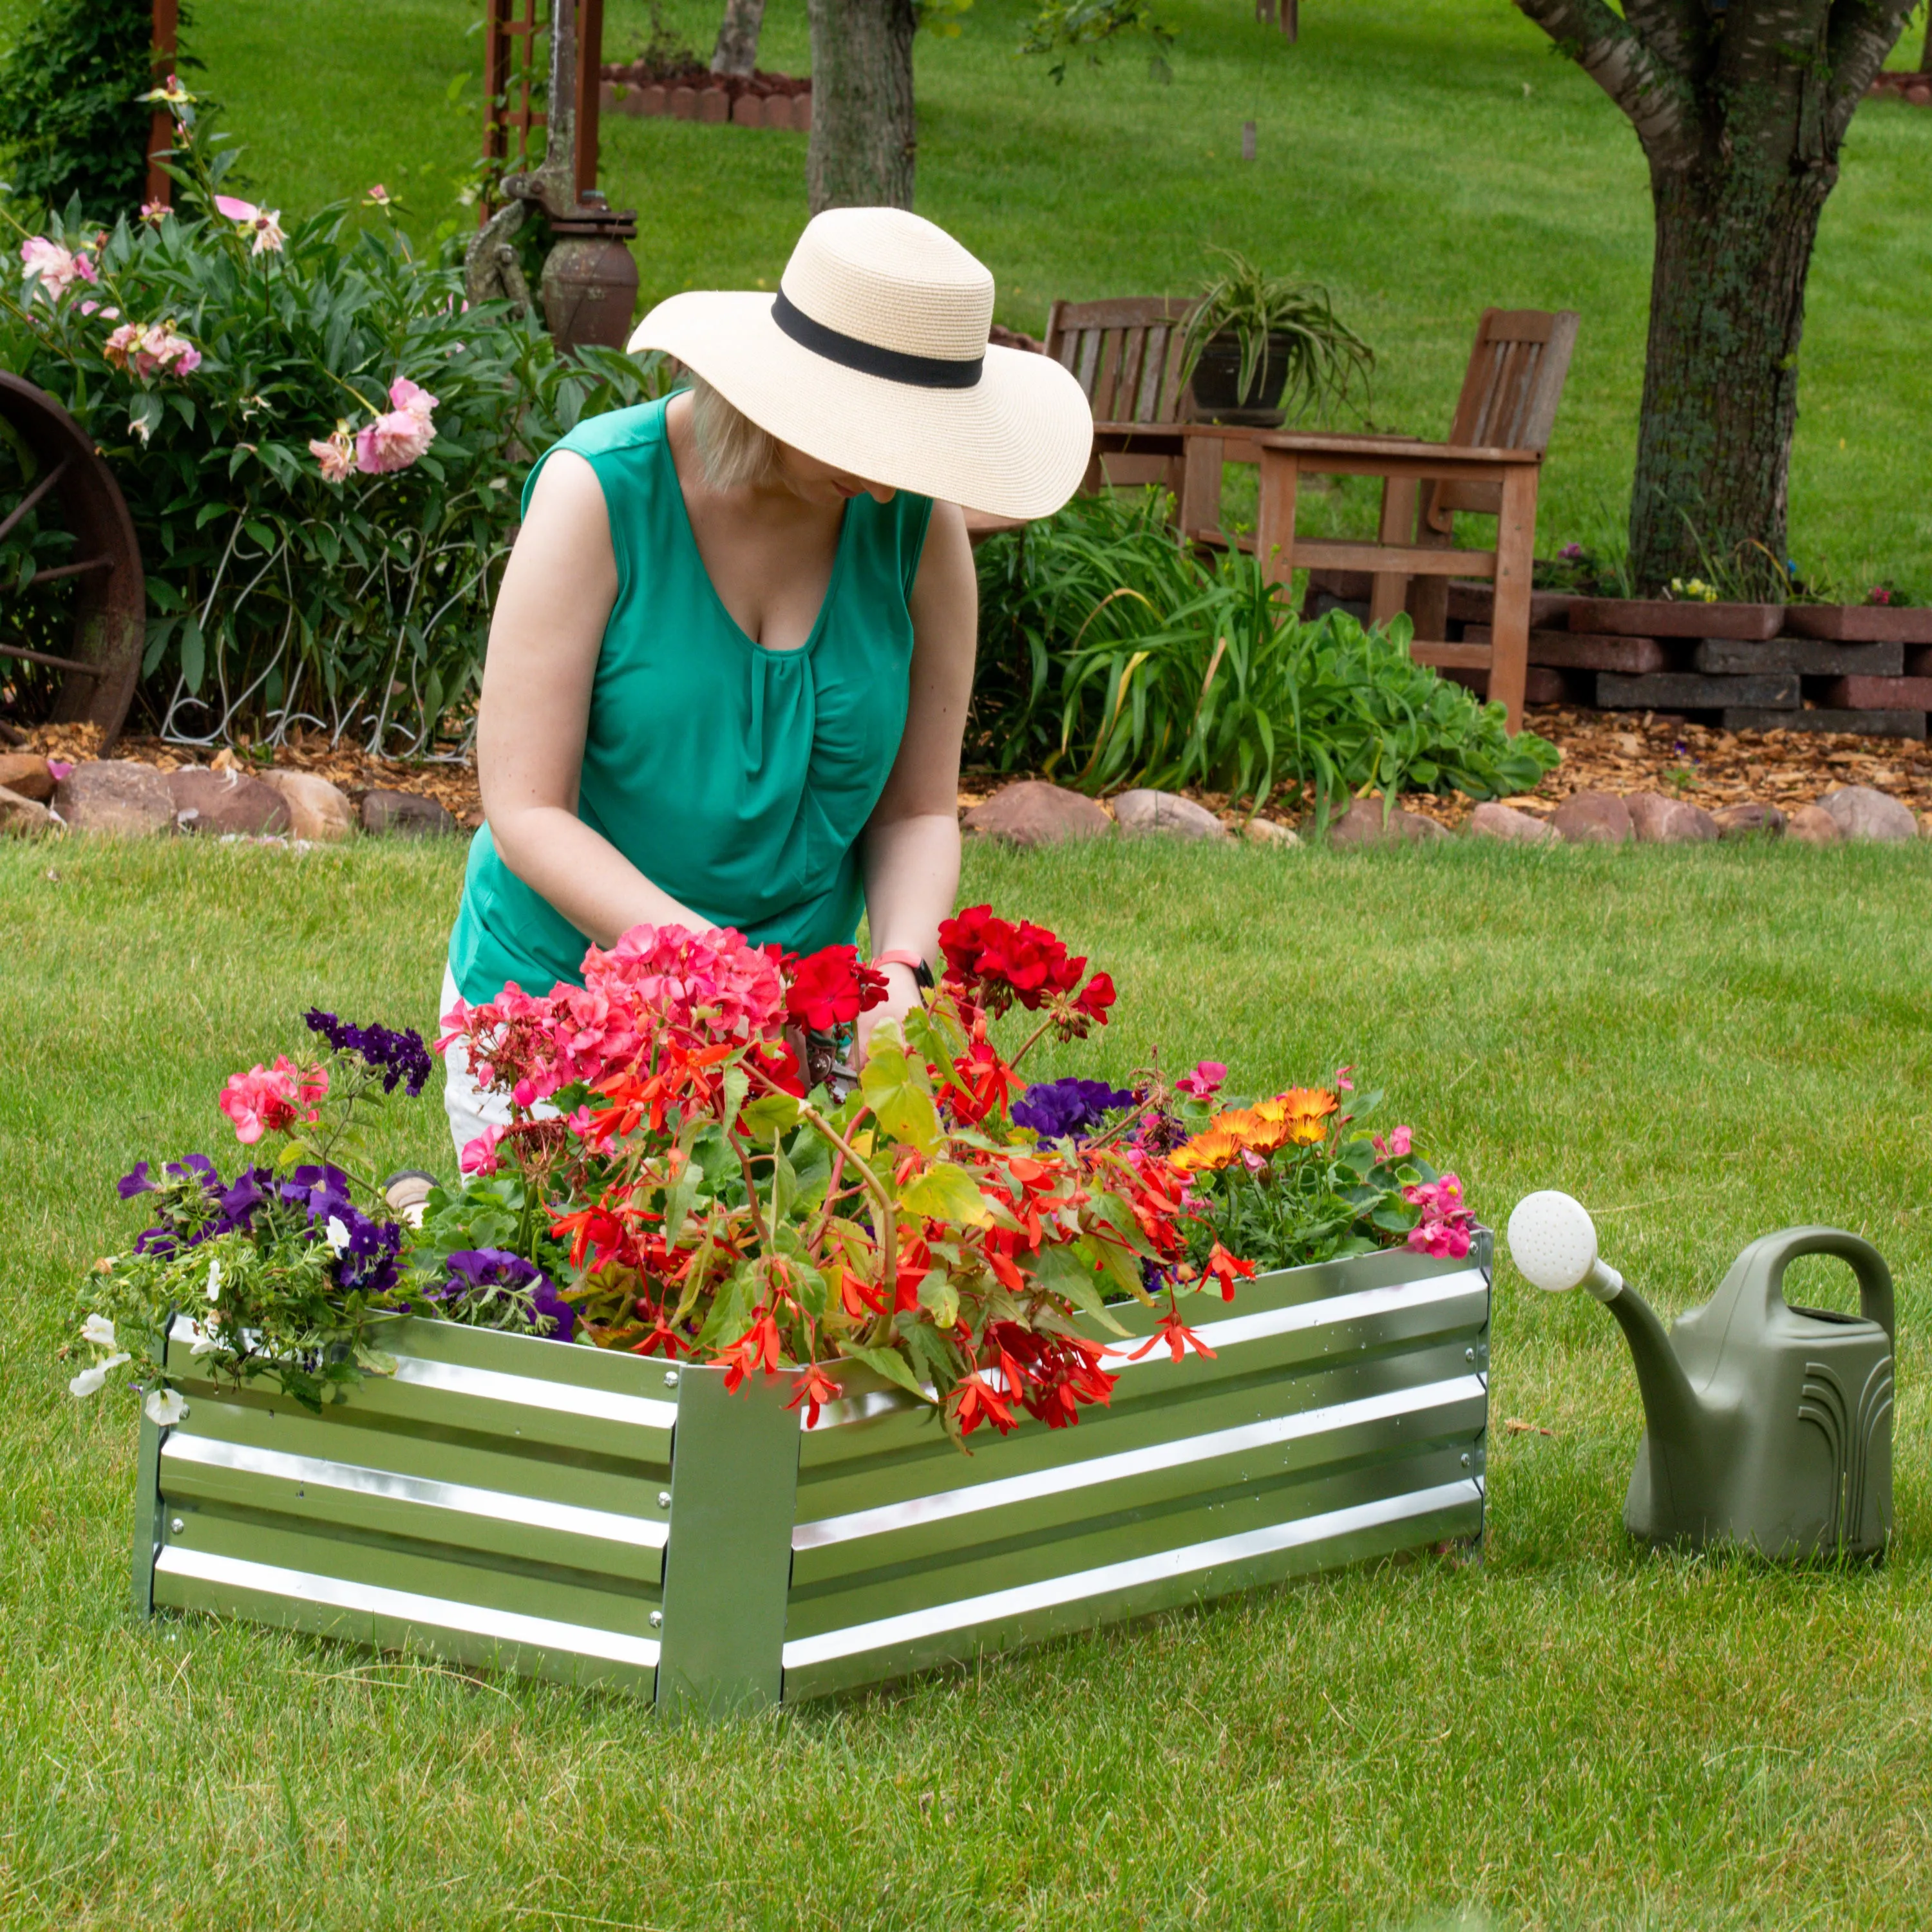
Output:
[1218, 1105, 1289, 1153]
[1270, 1086, 1338, 1146]
[1173, 1126, 1240, 1173]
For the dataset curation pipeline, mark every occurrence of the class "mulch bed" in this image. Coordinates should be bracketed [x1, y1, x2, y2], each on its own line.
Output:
[28, 706, 1930, 838]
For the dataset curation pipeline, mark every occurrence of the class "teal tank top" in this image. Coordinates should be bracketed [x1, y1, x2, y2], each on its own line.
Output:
[448, 397, 934, 1001]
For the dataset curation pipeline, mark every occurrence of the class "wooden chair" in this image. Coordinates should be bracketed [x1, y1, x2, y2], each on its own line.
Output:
[963, 296, 1198, 545]
[1088, 306, 1578, 727]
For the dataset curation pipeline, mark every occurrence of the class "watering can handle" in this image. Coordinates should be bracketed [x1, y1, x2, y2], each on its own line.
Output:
[1754, 1227, 1895, 1342]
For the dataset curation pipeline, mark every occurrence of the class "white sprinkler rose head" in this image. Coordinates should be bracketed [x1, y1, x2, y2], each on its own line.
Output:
[1506, 1190, 1622, 1299]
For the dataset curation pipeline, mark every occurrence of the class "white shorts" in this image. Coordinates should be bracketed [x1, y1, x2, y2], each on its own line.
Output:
[439, 963, 558, 1162]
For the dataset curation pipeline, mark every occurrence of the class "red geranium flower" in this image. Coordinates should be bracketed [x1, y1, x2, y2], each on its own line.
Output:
[784, 945, 889, 1031]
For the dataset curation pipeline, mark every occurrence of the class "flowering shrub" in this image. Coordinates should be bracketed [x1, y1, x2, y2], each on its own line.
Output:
[0, 93, 665, 752]
[68, 909, 1480, 1445]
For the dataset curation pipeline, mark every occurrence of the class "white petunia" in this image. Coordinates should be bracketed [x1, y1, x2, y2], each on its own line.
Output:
[189, 1317, 222, 1357]
[205, 1256, 223, 1301]
[80, 1313, 117, 1349]
[324, 1215, 350, 1256]
[144, 1387, 189, 1426]
[70, 1352, 129, 1398]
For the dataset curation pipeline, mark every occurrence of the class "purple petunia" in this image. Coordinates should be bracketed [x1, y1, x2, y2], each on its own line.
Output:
[305, 1009, 433, 1097]
[442, 1248, 574, 1340]
[1010, 1077, 1136, 1143]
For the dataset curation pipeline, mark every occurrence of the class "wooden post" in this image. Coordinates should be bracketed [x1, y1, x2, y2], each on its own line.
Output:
[1488, 462, 1537, 731]
[145, 0, 179, 211]
[1255, 448, 1300, 594]
[574, 0, 604, 199]
[1369, 477, 1417, 629]
[1281, 0, 1298, 39]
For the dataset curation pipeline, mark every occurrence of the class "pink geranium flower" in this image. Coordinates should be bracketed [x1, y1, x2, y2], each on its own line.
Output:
[1176, 1060, 1227, 1101]
[218, 1057, 328, 1144]
[1373, 1124, 1413, 1161]
[1403, 1171, 1474, 1260]
[460, 1124, 507, 1175]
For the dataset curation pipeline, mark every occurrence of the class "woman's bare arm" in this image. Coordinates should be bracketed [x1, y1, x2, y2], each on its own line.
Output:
[477, 451, 712, 945]
[858, 499, 976, 1045]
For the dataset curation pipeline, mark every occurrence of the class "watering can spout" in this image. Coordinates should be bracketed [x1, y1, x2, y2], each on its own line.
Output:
[1506, 1191, 1714, 1517]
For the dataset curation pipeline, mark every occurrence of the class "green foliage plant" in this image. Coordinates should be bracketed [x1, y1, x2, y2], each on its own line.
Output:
[1177, 247, 1374, 421]
[1018, 0, 1177, 85]
[972, 488, 1559, 815]
[0, 0, 160, 219]
[0, 97, 665, 753]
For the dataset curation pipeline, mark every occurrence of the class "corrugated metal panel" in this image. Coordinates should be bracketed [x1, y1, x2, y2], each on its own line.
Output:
[779, 1249, 1490, 1700]
[147, 1314, 675, 1696]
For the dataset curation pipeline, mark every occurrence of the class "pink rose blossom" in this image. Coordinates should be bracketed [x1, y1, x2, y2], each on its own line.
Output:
[308, 425, 355, 484]
[104, 320, 200, 379]
[218, 1056, 327, 1144]
[20, 236, 95, 301]
[214, 194, 285, 254]
[354, 406, 435, 475]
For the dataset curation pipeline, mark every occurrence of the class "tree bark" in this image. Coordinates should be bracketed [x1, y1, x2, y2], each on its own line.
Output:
[806, 0, 916, 212]
[1514, 0, 1917, 591]
[711, 0, 767, 78]
[1629, 155, 1831, 589]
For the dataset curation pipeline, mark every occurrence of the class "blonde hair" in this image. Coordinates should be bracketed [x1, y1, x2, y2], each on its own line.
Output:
[688, 374, 784, 491]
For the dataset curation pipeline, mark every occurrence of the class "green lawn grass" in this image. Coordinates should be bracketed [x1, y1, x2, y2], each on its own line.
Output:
[7, 833, 1932, 1926]
[106, 0, 1932, 598]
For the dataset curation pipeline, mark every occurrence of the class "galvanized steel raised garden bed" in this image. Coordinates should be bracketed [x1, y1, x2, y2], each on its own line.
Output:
[133, 1238, 1491, 1710]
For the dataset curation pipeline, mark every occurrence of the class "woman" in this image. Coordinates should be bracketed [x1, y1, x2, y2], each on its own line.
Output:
[441, 206, 1093, 1155]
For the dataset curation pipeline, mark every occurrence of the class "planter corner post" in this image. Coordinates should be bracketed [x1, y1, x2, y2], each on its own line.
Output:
[130, 1411, 164, 1620]
[655, 1365, 801, 1718]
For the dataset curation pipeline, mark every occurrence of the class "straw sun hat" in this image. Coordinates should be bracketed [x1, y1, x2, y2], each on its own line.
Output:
[627, 208, 1094, 521]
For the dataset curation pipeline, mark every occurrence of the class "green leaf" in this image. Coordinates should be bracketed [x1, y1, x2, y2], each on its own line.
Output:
[898, 1164, 993, 1228]
[915, 1270, 960, 1330]
[178, 614, 205, 694]
[1034, 1242, 1131, 1332]
[837, 1341, 934, 1405]
[739, 1092, 802, 1139]
[858, 1030, 942, 1155]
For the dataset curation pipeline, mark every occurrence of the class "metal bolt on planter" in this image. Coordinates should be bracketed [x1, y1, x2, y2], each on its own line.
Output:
[132, 1240, 1492, 1708]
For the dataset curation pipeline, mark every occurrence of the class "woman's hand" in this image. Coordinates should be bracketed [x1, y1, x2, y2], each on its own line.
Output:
[857, 960, 925, 1064]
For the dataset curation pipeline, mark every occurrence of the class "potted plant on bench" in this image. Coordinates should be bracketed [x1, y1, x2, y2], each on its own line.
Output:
[1179, 248, 1375, 429]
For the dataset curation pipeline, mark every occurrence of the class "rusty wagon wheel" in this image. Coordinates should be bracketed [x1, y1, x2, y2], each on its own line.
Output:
[0, 371, 144, 750]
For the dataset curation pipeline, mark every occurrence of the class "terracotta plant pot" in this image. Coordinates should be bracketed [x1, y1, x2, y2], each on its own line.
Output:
[132, 1238, 1492, 1712]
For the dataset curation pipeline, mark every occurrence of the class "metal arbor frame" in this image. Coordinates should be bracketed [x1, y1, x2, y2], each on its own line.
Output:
[482, 0, 606, 211]
[133, 1240, 1491, 1713]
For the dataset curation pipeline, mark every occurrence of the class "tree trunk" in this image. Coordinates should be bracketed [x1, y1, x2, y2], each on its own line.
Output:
[1628, 159, 1832, 591]
[1921, 5, 1931, 71]
[711, 0, 766, 78]
[806, 0, 916, 212]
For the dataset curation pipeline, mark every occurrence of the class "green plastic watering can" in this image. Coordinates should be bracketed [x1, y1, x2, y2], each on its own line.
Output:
[1508, 1192, 1895, 1559]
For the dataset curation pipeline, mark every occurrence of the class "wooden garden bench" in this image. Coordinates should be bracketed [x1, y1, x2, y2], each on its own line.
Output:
[1086, 307, 1578, 728]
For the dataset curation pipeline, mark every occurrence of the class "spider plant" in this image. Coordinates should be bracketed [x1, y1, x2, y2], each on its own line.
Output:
[1177, 247, 1374, 422]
